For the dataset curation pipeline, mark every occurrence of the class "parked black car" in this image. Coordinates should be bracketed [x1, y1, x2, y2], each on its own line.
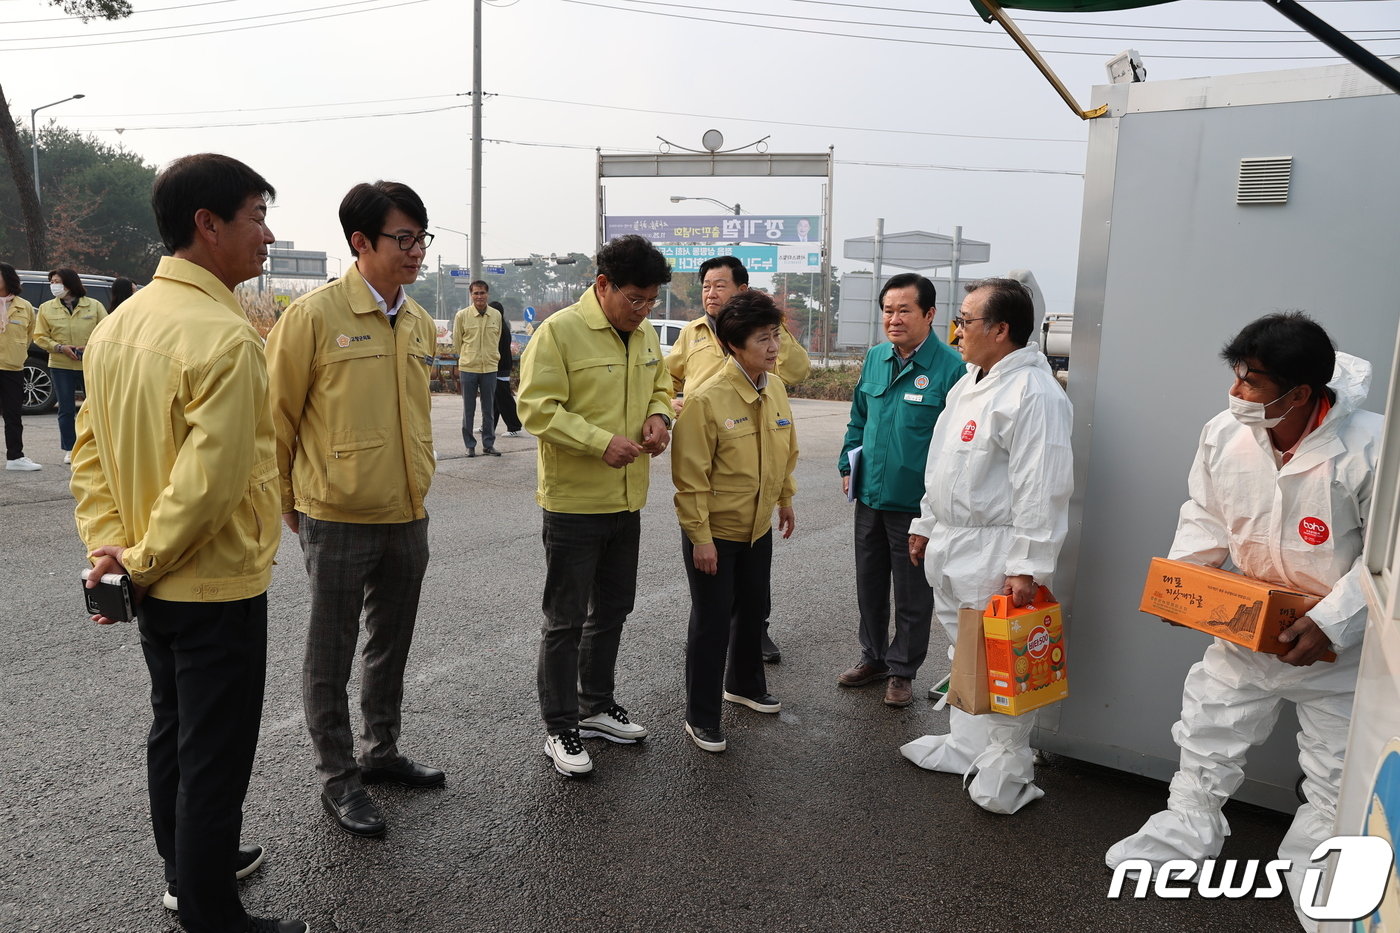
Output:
[17, 270, 114, 414]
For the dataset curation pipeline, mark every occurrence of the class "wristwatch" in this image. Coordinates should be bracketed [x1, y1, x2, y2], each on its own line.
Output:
[656, 413, 673, 429]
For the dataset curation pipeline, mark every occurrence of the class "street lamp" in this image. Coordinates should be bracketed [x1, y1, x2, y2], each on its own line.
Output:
[31, 94, 85, 203]
[670, 195, 740, 215]
[437, 225, 470, 264]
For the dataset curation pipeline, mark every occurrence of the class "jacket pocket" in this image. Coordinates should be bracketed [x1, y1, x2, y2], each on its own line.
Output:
[325, 431, 391, 513]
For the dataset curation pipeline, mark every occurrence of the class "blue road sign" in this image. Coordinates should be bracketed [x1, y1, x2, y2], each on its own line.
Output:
[449, 269, 471, 277]
[486, 265, 506, 275]
[524, 307, 536, 322]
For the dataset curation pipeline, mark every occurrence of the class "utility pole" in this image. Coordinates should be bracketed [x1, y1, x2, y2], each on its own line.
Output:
[470, 0, 483, 280]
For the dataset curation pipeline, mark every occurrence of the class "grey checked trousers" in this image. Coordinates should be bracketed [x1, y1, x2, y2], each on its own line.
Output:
[299, 514, 430, 796]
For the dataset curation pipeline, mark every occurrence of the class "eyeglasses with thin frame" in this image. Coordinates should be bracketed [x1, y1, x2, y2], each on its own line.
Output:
[611, 284, 662, 311]
[953, 316, 989, 329]
[1232, 362, 1279, 384]
[379, 231, 435, 251]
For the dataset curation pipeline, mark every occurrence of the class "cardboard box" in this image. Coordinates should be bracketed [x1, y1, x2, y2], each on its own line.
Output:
[1139, 557, 1331, 660]
[983, 590, 1068, 716]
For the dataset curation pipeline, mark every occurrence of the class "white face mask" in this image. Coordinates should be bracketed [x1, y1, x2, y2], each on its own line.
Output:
[1228, 389, 1294, 429]
[50, 283, 65, 298]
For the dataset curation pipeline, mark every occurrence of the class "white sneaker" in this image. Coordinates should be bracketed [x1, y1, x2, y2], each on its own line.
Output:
[544, 730, 593, 776]
[579, 705, 649, 743]
[63, 451, 71, 464]
[505, 430, 523, 438]
[5, 457, 42, 471]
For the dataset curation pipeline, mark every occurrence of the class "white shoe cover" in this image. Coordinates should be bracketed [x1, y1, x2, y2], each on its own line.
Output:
[900, 708, 992, 775]
[1105, 805, 1228, 869]
[965, 713, 1042, 815]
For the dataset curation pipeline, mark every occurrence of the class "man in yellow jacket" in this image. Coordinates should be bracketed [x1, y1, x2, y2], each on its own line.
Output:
[518, 234, 674, 777]
[451, 279, 502, 456]
[266, 181, 442, 839]
[71, 153, 306, 933]
[665, 254, 810, 663]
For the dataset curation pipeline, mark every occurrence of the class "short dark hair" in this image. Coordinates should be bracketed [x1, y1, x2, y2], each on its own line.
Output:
[1221, 311, 1336, 404]
[697, 255, 749, 287]
[966, 277, 1033, 346]
[49, 267, 86, 299]
[110, 277, 135, 310]
[339, 181, 428, 258]
[597, 235, 672, 290]
[0, 263, 20, 297]
[715, 290, 783, 356]
[488, 300, 503, 312]
[470, 280, 489, 292]
[879, 273, 936, 315]
[152, 153, 275, 253]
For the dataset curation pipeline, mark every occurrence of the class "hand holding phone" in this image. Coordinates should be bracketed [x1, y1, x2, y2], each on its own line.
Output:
[81, 568, 137, 624]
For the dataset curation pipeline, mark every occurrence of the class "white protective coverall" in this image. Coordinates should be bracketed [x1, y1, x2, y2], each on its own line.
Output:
[1105, 352, 1381, 931]
[899, 343, 1073, 814]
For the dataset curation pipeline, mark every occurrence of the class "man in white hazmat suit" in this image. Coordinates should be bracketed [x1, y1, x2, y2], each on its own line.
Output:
[1106, 312, 1381, 931]
[901, 278, 1073, 814]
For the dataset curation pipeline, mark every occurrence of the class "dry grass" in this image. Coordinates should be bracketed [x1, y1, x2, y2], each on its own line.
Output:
[788, 362, 862, 401]
[237, 289, 283, 339]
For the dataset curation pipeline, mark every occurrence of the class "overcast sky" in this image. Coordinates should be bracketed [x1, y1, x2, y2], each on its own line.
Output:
[4, 0, 1397, 316]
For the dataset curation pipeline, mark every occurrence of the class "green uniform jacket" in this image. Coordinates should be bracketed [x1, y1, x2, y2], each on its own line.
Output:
[839, 337, 964, 513]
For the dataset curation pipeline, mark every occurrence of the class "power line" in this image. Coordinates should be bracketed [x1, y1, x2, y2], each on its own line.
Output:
[6, 0, 245, 25]
[496, 93, 1086, 144]
[559, 0, 1394, 59]
[91, 104, 468, 132]
[577, 0, 1391, 44]
[3, 0, 434, 50]
[66, 93, 467, 119]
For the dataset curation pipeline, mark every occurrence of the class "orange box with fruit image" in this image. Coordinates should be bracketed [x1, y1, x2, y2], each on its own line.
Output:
[983, 588, 1068, 716]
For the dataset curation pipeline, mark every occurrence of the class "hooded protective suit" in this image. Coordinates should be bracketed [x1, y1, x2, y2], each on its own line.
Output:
[1105, 352, 1381, 932]
[899, 343, 1073, 814]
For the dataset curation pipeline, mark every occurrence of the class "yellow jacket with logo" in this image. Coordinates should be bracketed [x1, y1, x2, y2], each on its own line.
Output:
[266, 264, 436, 524]
[671, 360, 798, 545]
[70, 256, 279, 601]
[666, 314, 811, 397]
[35, 295, 108, 371]
[0, 296, 36, 371]
[452, 304, 502, 374]
[517, 286, 672, 514]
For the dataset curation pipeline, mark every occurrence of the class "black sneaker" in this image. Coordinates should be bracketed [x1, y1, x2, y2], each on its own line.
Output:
[482, 447, 502, 456]
[163, 843, 265, 910]
[246, 918, 309, 933]
[684, 721, 727, 753]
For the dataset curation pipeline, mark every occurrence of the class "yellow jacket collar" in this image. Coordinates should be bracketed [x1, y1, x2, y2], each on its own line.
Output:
[723, 357, 765, 404]
[152, 256, 245, 319]
[577, 285, 618, 332]
[345, 263, 419, 319]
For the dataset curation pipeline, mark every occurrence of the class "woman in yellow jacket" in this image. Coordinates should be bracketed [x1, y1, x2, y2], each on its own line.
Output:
[34, 267, 107, 460]
[671, 290, 798, 753]
[0, 263, 41, 471]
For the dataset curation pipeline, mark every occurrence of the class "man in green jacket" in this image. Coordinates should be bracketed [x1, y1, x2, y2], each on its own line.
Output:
[837, 273, 964, 707]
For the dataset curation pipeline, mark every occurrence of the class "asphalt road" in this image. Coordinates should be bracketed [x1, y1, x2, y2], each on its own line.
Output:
[0, 395, 1296, 933]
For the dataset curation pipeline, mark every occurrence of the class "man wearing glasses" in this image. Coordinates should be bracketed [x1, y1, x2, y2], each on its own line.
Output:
[266, 181, 444, 837]
[901, 278, 1073, 815]
[517, 235, 674, 777]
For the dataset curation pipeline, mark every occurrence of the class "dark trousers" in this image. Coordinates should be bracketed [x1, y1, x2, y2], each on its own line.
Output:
[140, 593, 267, 933]
[682, 532, 772, 729]
[299, 515, 430, 796]
[537, 509, 640, 734]
[854, 501, 934, 679]
[52, 366, 83, 451]
[0, 369, 24, 460]
[493, 376, 521, 432]
[459, 370, 496, 450]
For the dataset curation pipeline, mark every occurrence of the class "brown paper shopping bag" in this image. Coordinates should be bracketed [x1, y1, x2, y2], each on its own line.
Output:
[947, 606, 991, 715]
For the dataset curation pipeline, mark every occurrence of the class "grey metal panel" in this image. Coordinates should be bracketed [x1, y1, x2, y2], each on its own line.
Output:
[1040, 71, 1400, 813]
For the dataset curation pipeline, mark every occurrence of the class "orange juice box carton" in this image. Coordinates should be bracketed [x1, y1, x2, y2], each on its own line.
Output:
[1138, 557, 1332, 661]
[983, 587, 1068, 716]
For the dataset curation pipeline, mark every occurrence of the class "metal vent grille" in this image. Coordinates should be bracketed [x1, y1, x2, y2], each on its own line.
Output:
[1237, 157, 1292, 205]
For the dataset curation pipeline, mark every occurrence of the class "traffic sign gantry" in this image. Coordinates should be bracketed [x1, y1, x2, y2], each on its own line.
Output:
[843, 230, 990, 270]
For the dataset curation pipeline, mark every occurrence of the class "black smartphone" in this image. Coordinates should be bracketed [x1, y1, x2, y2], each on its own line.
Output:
[80, 569, 136, 623]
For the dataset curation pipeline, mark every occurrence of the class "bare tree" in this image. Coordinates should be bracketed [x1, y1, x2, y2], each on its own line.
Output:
[1, 1, 132, 267]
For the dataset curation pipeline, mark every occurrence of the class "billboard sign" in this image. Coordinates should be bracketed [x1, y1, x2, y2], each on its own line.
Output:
[657, 244, 821, 275]
[606, 215, 821, 245]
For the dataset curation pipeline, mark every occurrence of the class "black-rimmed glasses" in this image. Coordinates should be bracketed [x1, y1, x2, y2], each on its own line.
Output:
[379, 231, 434, 251]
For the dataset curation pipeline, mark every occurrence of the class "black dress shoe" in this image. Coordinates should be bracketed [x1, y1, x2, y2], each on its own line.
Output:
[361, 756, 446, 788]
[761, 629, 782, 664]
[482, 447, 502, 456]
[321, 787, 385, 837]
[467, 449, 476, 458]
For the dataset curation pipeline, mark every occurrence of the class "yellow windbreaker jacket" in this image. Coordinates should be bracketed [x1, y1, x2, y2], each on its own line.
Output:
[671, 360, 798, 546]
[452, 305, 502, 373]
[0, 295, 36, 371]
[70, 257, 279, 601]
[517, 286, 672, 514]
[266, 264, 437, 524]
[35, 295, 108, 370]
[666, 314, 811, 397]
